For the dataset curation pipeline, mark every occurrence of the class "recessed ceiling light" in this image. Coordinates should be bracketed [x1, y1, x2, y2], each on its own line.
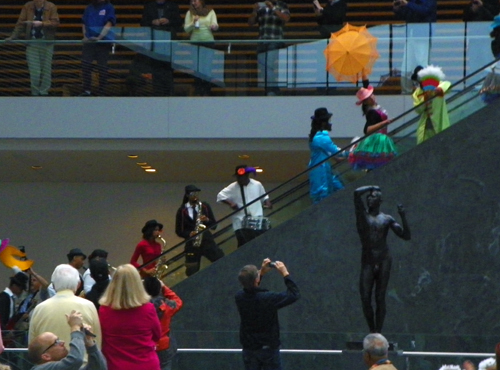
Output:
[128, 155, 138, 159]
[31, 166, 42, 170]
[141, 165, 152, 169]
[145, 169, 156, 172]
[136, 162, 148, 166]
[238, 155, 250, 159]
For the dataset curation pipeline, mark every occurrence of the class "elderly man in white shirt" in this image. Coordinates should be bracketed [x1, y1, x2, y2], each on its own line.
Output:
[29, 264, 101, 365]
[217, 165, 272, 247]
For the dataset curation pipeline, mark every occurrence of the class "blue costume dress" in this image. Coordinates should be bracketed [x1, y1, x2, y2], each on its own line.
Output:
[308, 130, 344, 203]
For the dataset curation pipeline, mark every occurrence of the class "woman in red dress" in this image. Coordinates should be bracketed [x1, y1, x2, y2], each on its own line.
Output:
[130, 219, 164, 277]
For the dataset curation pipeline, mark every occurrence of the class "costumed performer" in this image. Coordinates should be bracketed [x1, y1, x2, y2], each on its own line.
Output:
[308, 107, 345, 204]
[349, 86, 397, 171]
[412, 65, 451, 144]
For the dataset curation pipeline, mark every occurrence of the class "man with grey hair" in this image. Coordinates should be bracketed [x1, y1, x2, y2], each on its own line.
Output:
[29, 265, 101, 365]
[235, 258, 300, 370]
[363, 333, 397, 370]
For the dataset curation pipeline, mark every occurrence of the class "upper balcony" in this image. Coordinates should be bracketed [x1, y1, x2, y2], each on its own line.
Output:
[0, 0, 493, 98]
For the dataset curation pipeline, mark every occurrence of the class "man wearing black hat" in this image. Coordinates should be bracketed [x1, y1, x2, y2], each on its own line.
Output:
[130, 219, 165, 277]
[217, 165, 272, 247]
[0, 271, 29, 329]
[68, 249, 87, 296]
[175, 185, 224, 276]
[47, 248, 88, 298]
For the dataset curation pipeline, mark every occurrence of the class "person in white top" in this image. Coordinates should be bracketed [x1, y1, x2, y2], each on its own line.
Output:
[217, 165, 272, 247]
[82, 249, 109, 295]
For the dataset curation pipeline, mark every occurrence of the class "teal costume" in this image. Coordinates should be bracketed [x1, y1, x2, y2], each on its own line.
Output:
[308, 130, 344, 203]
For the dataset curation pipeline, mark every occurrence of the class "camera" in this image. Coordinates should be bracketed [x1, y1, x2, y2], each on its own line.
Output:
[268, 261, 277, 268]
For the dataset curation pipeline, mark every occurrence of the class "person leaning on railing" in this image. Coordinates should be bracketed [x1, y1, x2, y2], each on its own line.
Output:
[80, 0, 117, 97]
[248, 0, 290, 96]
[139, 0, 183, 96]
[312, 0, 346, 39]
[463, 0, 498, 21]
[5, 0, 60, 97]
[183, 0, 218, 96]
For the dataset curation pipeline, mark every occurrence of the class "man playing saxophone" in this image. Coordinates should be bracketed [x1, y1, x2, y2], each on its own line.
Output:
[175, 185, 225, 276]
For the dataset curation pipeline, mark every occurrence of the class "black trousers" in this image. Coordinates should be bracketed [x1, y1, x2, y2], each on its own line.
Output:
[235, 228, 267, 248]
[82, 42, 112, 95]
[185, 237, 224, 276]
[359, 257, 392, 333]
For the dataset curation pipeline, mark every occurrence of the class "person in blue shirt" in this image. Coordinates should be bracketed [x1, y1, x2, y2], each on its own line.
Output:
[393, 0, 436, 23]
[307, 107, 345, 204]
[81, 0, 117, 96]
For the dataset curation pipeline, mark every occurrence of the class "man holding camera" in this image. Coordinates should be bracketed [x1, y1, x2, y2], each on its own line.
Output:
[248, 0, 290, 96]
[27, 310, 105, 370]
[235, 258, 300, 370]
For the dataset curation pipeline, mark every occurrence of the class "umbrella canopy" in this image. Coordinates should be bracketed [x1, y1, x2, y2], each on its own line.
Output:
[324, 23, 379, 83]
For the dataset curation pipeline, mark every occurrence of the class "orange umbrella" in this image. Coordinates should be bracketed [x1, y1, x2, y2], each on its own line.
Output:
[324, 23, 379, 83]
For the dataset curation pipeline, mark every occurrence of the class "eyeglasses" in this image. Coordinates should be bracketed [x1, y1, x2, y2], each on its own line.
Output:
[188, 192, 199, 196]
[42, 338, 62, 354]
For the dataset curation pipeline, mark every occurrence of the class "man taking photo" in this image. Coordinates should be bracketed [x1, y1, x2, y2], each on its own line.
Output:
[235, 258, 300, 370]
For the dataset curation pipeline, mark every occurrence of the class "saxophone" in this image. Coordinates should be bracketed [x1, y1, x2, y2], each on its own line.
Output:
[193, 201, 206, 247]
[154, 236, 169, 280]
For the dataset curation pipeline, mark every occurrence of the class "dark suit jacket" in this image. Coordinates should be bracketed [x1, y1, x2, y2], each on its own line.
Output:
[175, 202, 217, 240]
[140, 1, 182, 38]
[0, 291, 13, 329]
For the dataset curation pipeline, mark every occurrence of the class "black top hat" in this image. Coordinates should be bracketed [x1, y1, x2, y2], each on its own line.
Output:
[185, 184, 201, 194]
[10, 272, 29, 291]
[67, 248, 87, 261]
[141, 219, 163, 233]
[88, 249, 108, 261]
[311, 107, 333, 121]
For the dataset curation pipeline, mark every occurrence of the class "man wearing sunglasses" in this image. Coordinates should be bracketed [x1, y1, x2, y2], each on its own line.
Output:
[27, 310, 106, 370]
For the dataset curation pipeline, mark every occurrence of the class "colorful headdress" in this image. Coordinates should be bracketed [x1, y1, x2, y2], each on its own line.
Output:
[417, 65, 446, 91]
[235, 165, 257, 176]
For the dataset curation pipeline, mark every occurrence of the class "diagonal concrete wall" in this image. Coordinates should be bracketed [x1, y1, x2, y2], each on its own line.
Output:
[171, 100, 500, 368]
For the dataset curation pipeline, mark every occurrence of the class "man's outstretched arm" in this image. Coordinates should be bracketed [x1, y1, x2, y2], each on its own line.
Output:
[390, 204, 411, 241]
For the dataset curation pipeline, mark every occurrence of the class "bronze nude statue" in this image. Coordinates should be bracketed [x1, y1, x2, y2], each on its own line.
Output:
[354, 185, 411, 333]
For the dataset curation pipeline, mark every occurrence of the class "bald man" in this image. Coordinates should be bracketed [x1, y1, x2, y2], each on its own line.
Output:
[28, 310, 106, 370]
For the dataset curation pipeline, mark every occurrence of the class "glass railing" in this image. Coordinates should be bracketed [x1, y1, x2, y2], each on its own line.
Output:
[1, 332, 497, 370]
[0, 21, 495, 97]
[149, 59, 493, 287]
